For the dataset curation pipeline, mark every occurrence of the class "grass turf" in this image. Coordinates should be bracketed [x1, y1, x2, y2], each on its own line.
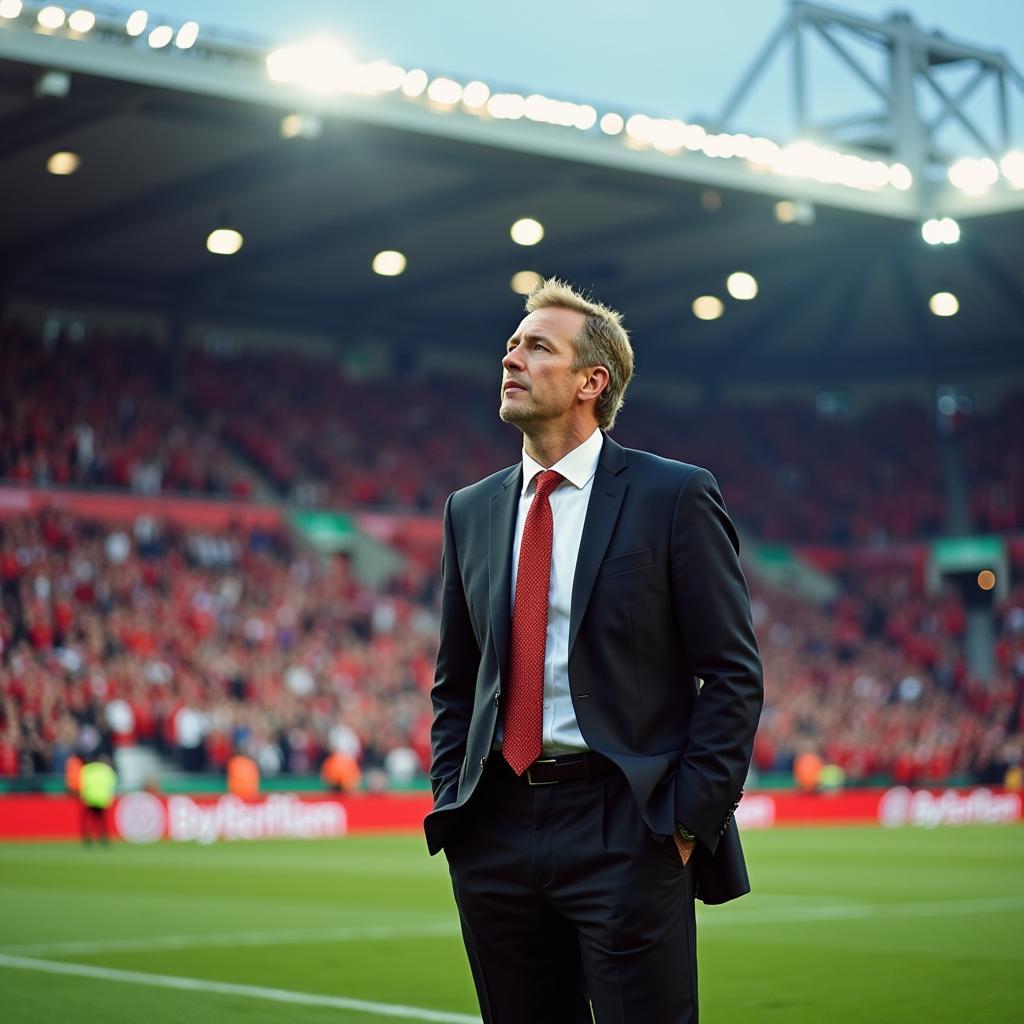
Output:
[1, 825, 1022, 1023]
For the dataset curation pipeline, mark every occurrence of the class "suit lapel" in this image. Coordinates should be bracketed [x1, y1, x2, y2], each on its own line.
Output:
[569, 435, 629, 654]
[489, 464, 521, 686]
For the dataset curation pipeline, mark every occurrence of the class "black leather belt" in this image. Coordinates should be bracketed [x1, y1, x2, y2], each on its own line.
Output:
[496, 752, 615, 786]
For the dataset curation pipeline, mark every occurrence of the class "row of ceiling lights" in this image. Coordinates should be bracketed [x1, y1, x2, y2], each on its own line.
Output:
[12, 6, 1024, 197]
[39, 152, 966, 317]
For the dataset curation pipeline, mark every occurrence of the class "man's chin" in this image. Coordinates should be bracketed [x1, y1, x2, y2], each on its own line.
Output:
[499, 400, 532, 424]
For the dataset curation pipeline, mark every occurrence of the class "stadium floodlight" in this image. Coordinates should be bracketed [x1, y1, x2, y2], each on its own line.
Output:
[692, 296, 724, 321]
[427, 77, 462, 106]
[368, 62, 405, 92]
[175, 20, 199, 49]
[461, 80, 490, 110]
[67, 8, 94, 32]
[0, 0, 23, 19]
[266, 37, 353, 94]
[37, 6, 66, 29]
[929, 291, 959, 317]
[922, 217, 960, 245]
[599, 113, 624, 136]
[726, 272, 758, 300]
[1000, 150, 1024, 188]
[280, 112, 322, 140]
[574, 105, 597, 130]
[148, 25, 172, 48]
[47, 150, 80, 175]
[889, 163, 913, 191]
[206, 228, 243, 255]
[400, 68, 428, 98]
[510, 218, 544, 246]
[125, 9, 146, 36]
[486, 93, 525, 120]
[372, 250, 406, 276]
[948, 157, 999, 194]
[510, 270, 542, 295]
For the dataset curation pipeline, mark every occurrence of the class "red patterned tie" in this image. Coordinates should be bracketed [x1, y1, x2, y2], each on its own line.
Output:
[503, 469, 563, 775]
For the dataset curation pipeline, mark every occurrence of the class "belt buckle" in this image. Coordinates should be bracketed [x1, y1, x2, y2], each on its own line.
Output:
[526, 758, 559, 786]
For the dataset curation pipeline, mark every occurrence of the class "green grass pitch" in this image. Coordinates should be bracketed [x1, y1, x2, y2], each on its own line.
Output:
[1, 825, 1022, 1023]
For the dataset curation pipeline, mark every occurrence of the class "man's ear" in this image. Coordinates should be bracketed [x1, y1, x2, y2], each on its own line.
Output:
[578, 365, 609, 406]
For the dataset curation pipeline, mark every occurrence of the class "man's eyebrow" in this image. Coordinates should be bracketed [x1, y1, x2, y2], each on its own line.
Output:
[505, 330, 555, 348]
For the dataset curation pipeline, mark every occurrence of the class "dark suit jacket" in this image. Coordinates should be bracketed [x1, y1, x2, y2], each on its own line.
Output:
[425, 433, 764, 904]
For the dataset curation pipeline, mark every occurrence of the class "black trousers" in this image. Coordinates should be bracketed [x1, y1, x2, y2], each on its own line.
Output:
[445, 757, 698, 1024]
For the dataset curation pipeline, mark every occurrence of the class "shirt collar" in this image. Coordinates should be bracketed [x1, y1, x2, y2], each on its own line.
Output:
[521, 428, 603, 496]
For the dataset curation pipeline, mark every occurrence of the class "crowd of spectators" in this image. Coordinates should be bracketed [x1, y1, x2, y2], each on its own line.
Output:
[2, 322, 1022, 542]
[1, 507, 1021, 789]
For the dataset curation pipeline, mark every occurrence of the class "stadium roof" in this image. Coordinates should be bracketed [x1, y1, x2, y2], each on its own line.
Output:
[1, 5, 1022, 387]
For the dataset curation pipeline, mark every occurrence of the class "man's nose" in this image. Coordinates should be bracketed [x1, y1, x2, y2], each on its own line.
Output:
[502, 346, 524, 370]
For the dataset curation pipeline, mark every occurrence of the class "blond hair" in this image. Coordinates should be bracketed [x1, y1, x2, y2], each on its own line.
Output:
[525, 278, 634, 430]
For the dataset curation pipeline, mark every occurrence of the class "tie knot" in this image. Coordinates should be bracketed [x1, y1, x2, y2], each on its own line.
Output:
[534, 470, 563, 500]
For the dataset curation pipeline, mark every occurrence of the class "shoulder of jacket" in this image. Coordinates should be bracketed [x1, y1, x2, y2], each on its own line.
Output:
[447, 463, 518, 515]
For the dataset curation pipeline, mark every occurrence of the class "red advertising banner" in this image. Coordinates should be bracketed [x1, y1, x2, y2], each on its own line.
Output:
[1, 787, 1020, 843]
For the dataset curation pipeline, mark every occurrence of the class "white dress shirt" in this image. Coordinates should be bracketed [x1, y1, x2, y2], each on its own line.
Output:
[497, 427, 603, 755]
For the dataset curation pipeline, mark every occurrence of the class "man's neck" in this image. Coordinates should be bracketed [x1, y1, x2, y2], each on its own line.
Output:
[521, 422, 599, 469]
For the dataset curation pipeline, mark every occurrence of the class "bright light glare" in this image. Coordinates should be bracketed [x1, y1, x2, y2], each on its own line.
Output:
[726, 272, 758, 300]
[401, 69, 428, 97]
[1001, 150, 1024, 188]
[948, 156, 999, 194]
[510, 218, 544, 246]
[922, 217, 959, 246]
[692, 296, 724, 320]
[125, 9, 146, 35]
[175, 20, 199, 48]
[427, 77, 462, 105]
[929, 292, 959, 317]
[148, 25, 172, 48]
[372, 250, 407, 276]
[47, 151, 80, 175]
[266, 37, 353, 94]
[68, 8, 94, 31]
[206, 228, 243, 255]
[461, 80, 490, 109]
[600, 112, 624, 135]
[510, 271, 543, 295]
[889, 163, 913, 190]
[37, 6, 66, 29]
[0, 0, 23, 19]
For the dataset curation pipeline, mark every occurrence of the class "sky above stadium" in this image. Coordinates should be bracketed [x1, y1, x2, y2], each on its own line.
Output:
[152, 0, 1023, 144]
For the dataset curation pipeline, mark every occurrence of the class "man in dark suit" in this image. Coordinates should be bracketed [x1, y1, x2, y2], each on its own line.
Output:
[426, 278, 763, 1023]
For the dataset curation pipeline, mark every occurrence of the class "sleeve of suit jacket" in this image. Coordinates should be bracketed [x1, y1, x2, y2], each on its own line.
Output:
[670, 468, 764, 853]
[429, 492, 481, 800]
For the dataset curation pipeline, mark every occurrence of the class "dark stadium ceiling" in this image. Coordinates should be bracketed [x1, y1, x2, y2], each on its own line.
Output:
[0, 52, 1022, 387]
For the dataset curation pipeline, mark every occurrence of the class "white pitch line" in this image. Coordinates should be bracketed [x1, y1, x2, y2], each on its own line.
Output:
[0, 921, 461, 957]
[0, 954, 481, 1024]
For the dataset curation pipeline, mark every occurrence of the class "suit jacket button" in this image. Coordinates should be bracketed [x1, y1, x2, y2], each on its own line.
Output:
[479, 757, 487, 769]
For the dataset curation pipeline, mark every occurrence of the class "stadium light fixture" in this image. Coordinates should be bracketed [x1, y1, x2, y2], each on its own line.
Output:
[0, 0, 23, 19]
[372, 250, 406, 276]
[280, 112, 322, 140]
[1001, 150, 1024, 188]
[47, 150, 80, 175]
[400, 69, 428, 98]
[510, 271, 543, 295]
[600, 113, 624, 136]
[37, 6, 66, 29]
[948, 157, 999, 194]
[461, 81, 490, 110]
[67, 8, 94, 32]
[889, 163, 913, 190]
[726, 272, 758, 300]
[692, 296, 724, 321]
[206, 228, 243, 255]
[369, 62, 405, 92]
[175, 20, 199, 49]
[929, 291, 959, 317]
[510, 218, 544, 246]
[266, 37, 354, 94]
[487, 93, 525, 120]
[427, 77, 462, 106]
[921, 217, 960, 246]
[125, 9, 146, 36]
[148, 25, 172, 48]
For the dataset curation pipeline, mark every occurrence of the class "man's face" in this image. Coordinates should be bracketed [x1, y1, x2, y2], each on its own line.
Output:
[499, 307, 587, 428]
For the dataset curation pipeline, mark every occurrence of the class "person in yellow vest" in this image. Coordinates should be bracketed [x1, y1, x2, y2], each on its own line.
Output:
[80, 755, 117, 846]
[320, 750, 362, 793]
[226, 752, 260, 800]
